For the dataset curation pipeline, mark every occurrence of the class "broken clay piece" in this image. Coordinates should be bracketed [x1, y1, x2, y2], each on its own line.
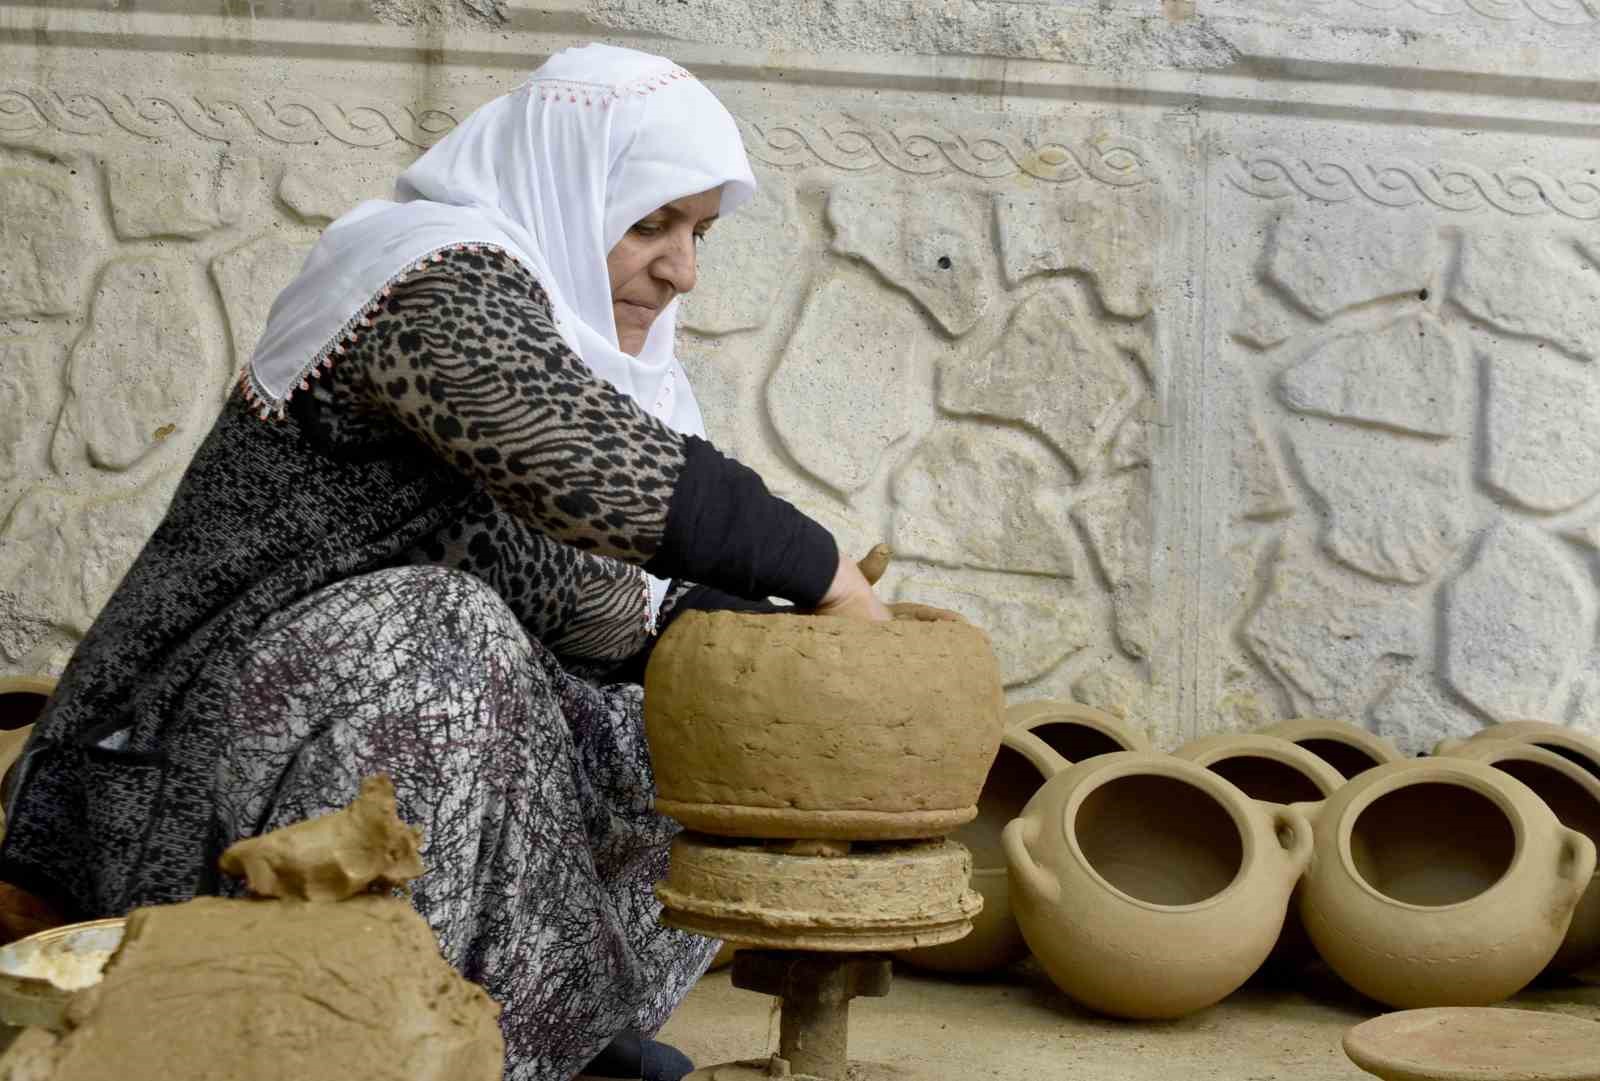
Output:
[895, 729, 1067, 974]
[644, 612, 1005, 841]
[1434, 740, 1600, 975]
[219, 774, 423, 901]
[1005, 699, 1151, 762]
[1256, 717, 1401, 780]
[0, 895, 503, 1081]
[1295, 758, 1596, 1008]
[1004, 751, 1313, 1019]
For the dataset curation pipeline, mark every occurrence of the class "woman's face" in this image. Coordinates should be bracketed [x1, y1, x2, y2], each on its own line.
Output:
[606, 186, 722, 356]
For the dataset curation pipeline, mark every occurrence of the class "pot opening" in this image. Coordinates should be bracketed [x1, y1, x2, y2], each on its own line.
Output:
[1028, 721, 1125, 763]
[1533, 743, 1600, 784]
[959, 744, 1049, 868]
[1295, 738, 1380, 780]
[0, 692, 48, 733]
[1074, 775, 1243, 907]
[1494, 760, 1600, 853]
[1206, 754, 1327, 805]
[1350, 783, 1514, 906]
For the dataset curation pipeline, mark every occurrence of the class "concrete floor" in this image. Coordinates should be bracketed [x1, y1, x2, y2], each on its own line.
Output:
[660, 961, 1600, 1080]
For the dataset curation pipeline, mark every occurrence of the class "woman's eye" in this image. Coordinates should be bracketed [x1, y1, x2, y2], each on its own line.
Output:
[632, 221, 663, 236]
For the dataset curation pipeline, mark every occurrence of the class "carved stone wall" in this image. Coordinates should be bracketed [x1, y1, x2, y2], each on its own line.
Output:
[1, 1, 1597, 751]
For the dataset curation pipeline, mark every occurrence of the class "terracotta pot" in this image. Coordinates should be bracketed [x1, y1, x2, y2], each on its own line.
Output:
[644, 612, 1005, 840]
[1004, 700, 1151, 762]
[1295, 758, 1596, 1008]
[1002, 751, 1313, 1019]
[1173, 734, 1347, 976]
[1256, 717, 1402, 780]
[1435, 720, 1600, 785]
[895, 730, 1068, 974]
[1434, 740, 1600, 974]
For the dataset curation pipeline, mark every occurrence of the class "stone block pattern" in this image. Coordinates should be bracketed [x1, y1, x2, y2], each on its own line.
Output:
[1223, 166, 1600, 753]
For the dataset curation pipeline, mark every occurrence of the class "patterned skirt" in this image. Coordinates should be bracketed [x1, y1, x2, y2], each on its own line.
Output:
[212, 565, 716, 1081]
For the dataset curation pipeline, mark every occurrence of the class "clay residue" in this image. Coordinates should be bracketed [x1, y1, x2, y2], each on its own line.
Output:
[5, 895, 502, 1081]
[219, 775, 423, 901]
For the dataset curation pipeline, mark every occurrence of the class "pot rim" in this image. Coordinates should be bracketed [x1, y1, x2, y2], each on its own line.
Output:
[1173, 733, 1345, 799]
[1334, 760, 1529, 914]
[1464, 720, 1600, 769]
[1005, 700, 1149, 752]
[1257, 717, 1401, 764]
[1058, 752, 1265, 915]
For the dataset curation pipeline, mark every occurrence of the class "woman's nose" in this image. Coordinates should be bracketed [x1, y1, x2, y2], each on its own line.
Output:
[654, 230, 698, 296]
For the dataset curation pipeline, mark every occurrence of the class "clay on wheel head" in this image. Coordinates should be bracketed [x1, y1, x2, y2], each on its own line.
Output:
[644, 612, 1005, 841]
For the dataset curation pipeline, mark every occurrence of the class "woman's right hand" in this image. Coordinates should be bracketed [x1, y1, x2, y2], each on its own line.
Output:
[812, 550, 892, 622]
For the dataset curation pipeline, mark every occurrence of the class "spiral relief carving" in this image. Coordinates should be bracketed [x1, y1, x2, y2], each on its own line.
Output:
[0, 87, 460, 148]
[1296, 0, 1597, 24]
[1226, 148, 1600, 220]
[739, 115, 1154, 185]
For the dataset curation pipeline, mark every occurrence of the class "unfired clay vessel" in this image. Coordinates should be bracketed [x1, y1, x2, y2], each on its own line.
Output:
[644, 612, 1005, 840]
[1344, 1007, 1600, 1081]
[0, 676, 54, 829]
[1174, 733, 1347, 975]
[1002, 751, 1313, 1019]
[1435, 720, 1600, 784]
[1257, 717, 1402, 779]
[1435, 740, 1600, 974]
[1004, 700, 1151, 762]
[894, 730, 1069, 974]
[1294, 758, 1596, 1008]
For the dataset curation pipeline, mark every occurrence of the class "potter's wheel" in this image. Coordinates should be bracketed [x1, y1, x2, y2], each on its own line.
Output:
[660, 835, 978, 1081]
[1344, 1008, 1600, 1081]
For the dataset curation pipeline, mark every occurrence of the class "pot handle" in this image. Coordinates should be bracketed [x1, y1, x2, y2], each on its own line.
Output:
[1270, 805, 1316, 880]
[1002, 816, 1060, 906]
[1557, 828, 1597, 903]
[1002, 729, 1072, 779]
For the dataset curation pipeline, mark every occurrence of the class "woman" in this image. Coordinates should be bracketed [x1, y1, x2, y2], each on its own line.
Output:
[0, 43, 890, 1081]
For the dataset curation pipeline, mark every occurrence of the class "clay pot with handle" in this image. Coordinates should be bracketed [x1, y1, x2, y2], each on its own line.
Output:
[1002, 751, 1313, 1019]
[1434, 739, 1600, 974]
[1256, 717, 1402, 780]
[1174, 733, 1346, 976]
[1434, 720, 1600, 784]
[1005, 700, 1150, 763]
[895, 730, 1069, 975]
[1294, 757, 1596, 1008]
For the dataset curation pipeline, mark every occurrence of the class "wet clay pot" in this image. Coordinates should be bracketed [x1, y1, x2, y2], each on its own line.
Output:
[895, 730, 1069, 974]
[644, 612, 1005, 840]
[1173, 734, 1346, 975]
[1002, 751, 1313, 1019]
[1435, 740, 1600, 974]
[1257, 717, 1402, 780]
[1295, 758, 1597, 1008]
[1004, 700, 1151, 762]
[1435, 721, 1600, 785]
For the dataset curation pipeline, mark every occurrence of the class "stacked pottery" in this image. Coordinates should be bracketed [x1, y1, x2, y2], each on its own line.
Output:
[1257, 717, 1402, 780]
[1003, 751, 1313, 1019]
[1173, 733, 1345, 976]
[896, 701, 1148, 975]
[1293, 757, 1595, 1008]
[1434, 739, 1600, 974]
[1436, 720, 1600, 782]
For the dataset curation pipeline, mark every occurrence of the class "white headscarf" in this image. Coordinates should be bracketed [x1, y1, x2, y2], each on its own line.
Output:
[247, 43, 758, 619]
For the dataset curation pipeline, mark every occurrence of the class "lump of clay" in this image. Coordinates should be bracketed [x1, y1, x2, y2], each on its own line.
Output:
[0, 894, 503, 1081]
[219, 774, 423, 901]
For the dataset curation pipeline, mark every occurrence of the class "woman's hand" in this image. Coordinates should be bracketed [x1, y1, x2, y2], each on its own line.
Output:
[811, 546, 892, 622]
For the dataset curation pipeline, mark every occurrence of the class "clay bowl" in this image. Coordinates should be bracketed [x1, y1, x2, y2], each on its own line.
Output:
[1294, 758, 1596, 1008]
[0, 917, 125, 1043]
[643, 612, 1005, 841]
[895, 730, 1068, 974]
[1003, 751, 1313, 1019]
[1436, 721, 1600, 785]
[1174, 734, 1346, 975]
[1004, 700, 1150, 762]
[1435, 740, 1600, 974]
[1256, 717, 1402, 780]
